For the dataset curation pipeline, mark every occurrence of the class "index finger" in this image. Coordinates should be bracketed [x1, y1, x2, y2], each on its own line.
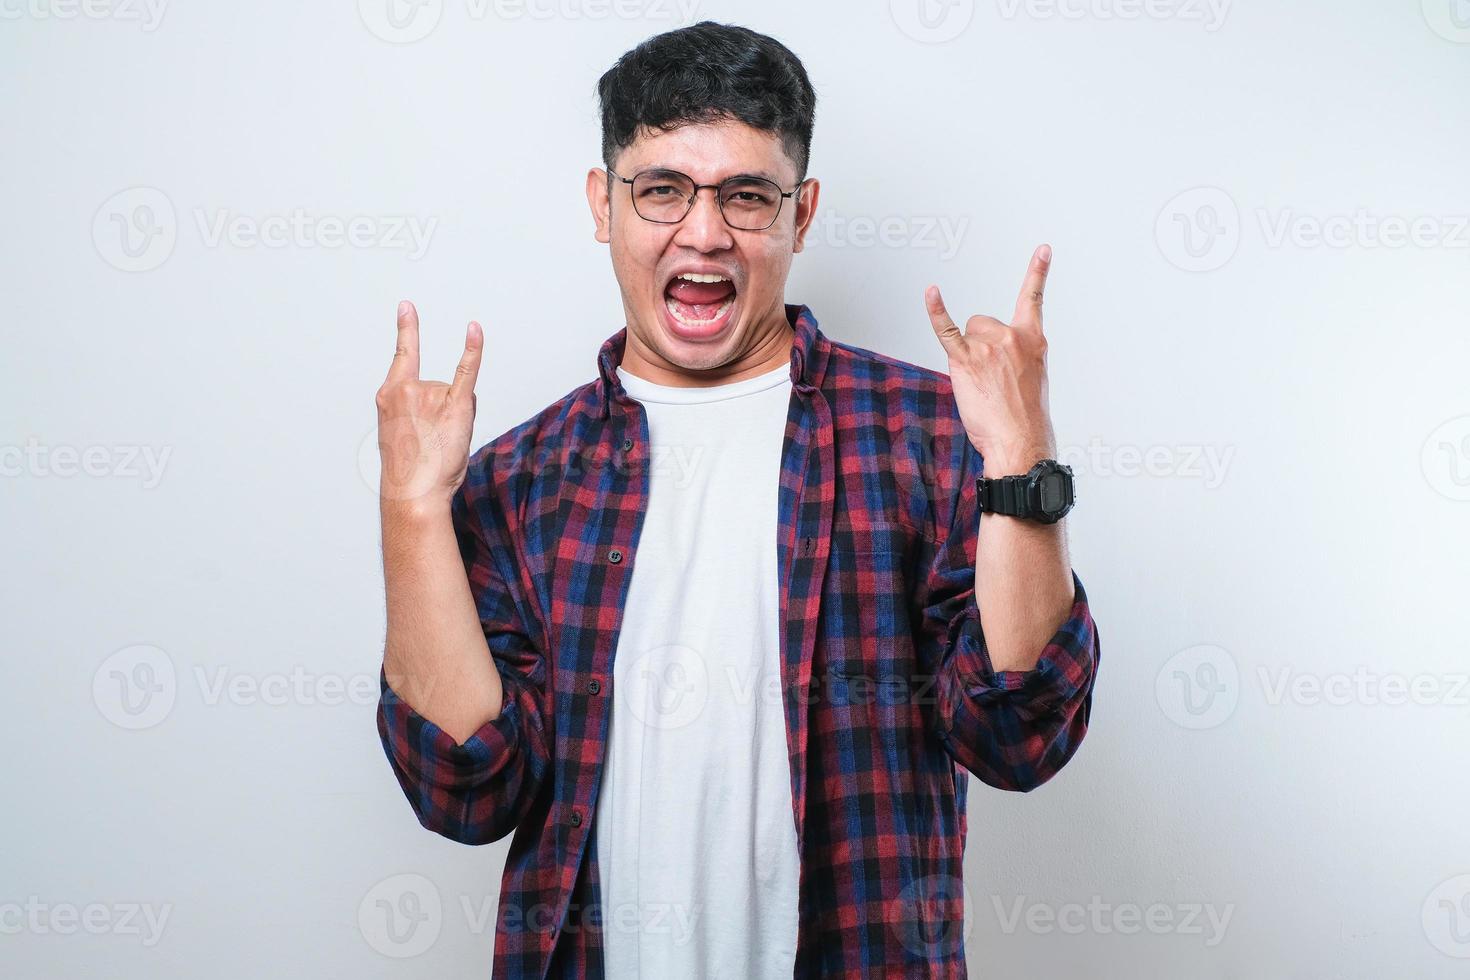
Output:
[924, 284, 966, 361]
[387, 300, 420, 382]
[1012, 244, 1052, 330]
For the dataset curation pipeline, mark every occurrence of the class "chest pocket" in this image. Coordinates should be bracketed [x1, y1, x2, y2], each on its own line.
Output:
[823, 519, 919, 690]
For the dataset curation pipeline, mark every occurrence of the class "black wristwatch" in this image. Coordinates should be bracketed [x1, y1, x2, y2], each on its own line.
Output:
[976, 459, 1075, 524]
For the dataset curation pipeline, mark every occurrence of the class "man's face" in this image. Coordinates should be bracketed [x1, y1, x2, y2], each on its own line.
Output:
[586, 118, 819, 380]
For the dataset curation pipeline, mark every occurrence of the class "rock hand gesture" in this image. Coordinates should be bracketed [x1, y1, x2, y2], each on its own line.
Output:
[374, 300, 484, 510]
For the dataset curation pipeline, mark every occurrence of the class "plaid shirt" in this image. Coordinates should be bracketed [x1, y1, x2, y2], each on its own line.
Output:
[377, 304, 1101, 978]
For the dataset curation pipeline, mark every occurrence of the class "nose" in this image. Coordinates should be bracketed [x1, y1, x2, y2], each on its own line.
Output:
[672, 186, 735, 253]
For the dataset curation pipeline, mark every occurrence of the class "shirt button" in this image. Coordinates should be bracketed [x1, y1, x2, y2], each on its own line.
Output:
[621, 437, 633, 452]
[570, 809, 582, 827]
[608, 548, 623, 564]
[587, 679, 601, 695]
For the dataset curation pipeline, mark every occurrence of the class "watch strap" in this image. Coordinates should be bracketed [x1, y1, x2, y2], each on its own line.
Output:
[977, 473, 1032, 517]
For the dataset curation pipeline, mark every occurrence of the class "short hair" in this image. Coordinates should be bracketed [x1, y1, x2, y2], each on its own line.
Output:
[596, 21, 817, 182]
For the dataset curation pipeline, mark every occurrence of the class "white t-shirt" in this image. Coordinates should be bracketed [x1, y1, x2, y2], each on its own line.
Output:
[594, 360, 799, 978]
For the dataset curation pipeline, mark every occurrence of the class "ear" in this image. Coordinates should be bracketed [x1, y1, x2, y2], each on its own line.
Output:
[586, 167, 612, 244]
[791, 178, 819, 254]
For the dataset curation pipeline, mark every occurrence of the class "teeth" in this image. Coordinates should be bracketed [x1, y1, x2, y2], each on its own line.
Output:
[673, 272, 731, 284]
[666, 294, 735, 326]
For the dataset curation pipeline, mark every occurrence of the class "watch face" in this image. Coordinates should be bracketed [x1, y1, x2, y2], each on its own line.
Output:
[1038, 472, 1067, 513]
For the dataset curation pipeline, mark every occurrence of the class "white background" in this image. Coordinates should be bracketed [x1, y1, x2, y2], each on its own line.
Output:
[4, 1, 1469, 976]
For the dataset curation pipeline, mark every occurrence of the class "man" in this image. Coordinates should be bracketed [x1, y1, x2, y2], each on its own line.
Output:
[374, 21, 1099, 979]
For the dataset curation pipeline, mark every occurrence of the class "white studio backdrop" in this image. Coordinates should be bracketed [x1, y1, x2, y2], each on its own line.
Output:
[3, 1, 1468, 977]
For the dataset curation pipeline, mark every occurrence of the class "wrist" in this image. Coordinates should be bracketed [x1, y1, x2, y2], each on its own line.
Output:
[980, 458, 1032, 478]
[975, 431, 1056, 478]
[381, 494, 453, 528]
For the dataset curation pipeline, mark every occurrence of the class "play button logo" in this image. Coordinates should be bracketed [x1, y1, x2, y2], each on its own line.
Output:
[1423, 0, 1470, 40]
[890, 0, 975, 43]
[359, 0, 443, 44]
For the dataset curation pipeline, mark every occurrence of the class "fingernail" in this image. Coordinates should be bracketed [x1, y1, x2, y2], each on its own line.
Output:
[1038, 244, 1052, 262]
[397, 300, 410, 317]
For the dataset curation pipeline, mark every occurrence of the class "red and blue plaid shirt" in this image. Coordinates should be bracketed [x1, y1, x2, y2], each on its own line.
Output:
[377, 304, 1101, 978]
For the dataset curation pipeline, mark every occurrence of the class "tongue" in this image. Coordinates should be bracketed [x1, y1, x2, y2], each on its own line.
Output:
[666, 278, 735, 321]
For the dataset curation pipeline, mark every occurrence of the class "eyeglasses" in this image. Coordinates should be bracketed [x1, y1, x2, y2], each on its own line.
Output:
[607, 167, 800, 231]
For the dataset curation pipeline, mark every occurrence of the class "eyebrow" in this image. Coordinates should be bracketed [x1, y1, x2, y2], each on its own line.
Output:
[641, 165, 785, 184]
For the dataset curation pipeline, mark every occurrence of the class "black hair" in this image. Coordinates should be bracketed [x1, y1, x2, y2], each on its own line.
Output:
[596, 21, 817, 182]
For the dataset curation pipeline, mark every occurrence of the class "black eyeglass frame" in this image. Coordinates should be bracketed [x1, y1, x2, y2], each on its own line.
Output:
[606, 166, 803, 231]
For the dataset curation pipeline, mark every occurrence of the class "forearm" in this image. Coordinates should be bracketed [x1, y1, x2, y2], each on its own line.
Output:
[381, 499, 503, 745]
[973, 459, 1076, 674]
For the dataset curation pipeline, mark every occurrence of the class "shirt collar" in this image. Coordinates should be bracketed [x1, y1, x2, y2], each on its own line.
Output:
[595, 303, 825, 419]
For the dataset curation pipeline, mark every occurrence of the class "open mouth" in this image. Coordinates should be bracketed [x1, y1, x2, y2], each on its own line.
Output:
[662, 271, 737, 335]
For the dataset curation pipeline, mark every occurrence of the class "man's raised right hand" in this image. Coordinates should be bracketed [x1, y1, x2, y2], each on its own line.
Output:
[374, 300, 483, 511]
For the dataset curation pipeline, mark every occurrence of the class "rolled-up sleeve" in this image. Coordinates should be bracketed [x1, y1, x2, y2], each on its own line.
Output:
[915, 435, 1100, 792]
[375, 477, 552, 844]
